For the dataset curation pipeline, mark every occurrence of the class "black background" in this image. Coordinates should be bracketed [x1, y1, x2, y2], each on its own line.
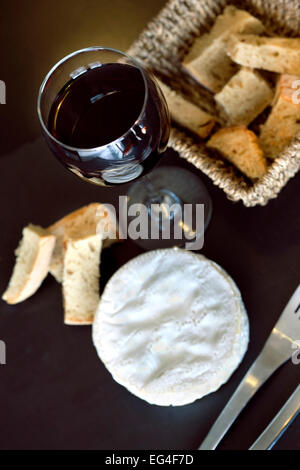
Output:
[0, 0, 299, 451]
[0, 139, 299, 450]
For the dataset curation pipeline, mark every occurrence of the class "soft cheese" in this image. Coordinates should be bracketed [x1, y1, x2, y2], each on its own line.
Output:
[93, 249, 249, 406]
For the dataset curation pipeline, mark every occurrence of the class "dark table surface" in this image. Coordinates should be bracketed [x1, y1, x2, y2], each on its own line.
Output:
[0, 0, 299, 451]
[0, 138, 299, 450]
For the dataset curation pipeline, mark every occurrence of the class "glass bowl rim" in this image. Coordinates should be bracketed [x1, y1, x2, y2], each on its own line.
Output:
[37, 46, 149, 153]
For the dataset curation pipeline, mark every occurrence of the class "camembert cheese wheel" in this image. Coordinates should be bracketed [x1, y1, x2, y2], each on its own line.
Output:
[93, 249, 249, 406]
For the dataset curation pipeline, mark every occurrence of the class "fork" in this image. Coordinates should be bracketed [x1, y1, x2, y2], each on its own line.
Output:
[249, 384, 300, 450]
[199, 284, 300, 450]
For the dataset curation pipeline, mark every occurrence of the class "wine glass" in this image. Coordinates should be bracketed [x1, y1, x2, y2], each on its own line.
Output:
[37, 46, 212, 249]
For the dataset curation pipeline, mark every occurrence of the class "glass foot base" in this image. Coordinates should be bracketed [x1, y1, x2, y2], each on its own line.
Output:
[126, 166, 212, 250]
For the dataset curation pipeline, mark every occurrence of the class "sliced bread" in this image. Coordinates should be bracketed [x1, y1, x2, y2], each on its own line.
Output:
[62, 234, 102, 325]
[48, 203, 118, 283]
[182, 6, 264, 93]
[207, 126, 268, 179]
[156, 78, 216, 138]
[259, 74, 300, 159]
[227, 34, 300, 75]
[2, 225, 55, 304]
[215, 68, 274, 126]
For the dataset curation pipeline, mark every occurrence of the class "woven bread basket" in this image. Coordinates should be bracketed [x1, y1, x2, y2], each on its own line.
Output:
[128, 0, 300, 207]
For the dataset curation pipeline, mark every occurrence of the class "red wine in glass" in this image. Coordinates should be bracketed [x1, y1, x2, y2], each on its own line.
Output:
[40, 51, 170, 186]
[38, 47, 212, 249]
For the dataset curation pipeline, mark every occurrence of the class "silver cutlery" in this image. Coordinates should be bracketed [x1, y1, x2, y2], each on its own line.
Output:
[199, 284, 300, 450]
[249, 384, 300, 450]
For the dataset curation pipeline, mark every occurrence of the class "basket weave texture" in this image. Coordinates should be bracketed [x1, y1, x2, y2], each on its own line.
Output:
[128, 0, 300, 206]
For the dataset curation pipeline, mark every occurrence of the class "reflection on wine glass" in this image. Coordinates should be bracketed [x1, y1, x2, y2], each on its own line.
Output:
[38, 47, 212, 249]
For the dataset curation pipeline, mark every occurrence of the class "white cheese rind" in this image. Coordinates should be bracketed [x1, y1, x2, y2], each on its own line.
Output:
[93, 249, 249, 406]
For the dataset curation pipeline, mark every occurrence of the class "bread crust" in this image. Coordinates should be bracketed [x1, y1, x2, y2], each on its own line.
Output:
[48, 203, 118, 282]
[2, 225, 55, 304]
[259, 74, 300, 158]
[156, 77, 216, 138]
[215, 68, 274, 126]
[182, 6, 264, 93]
[207, 126, 268, 179]
[62, 234, 102, 326]
[227, 34, 300, 75]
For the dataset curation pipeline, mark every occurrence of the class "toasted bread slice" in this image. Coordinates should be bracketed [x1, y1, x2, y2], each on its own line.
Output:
[2, 225, 55, 304]
[48, 203, 118, 283]
[156, 78, 216, 138]
[215, 68, 274, 126]
[227, 34, 300, 75]
[182, 6, 264, 93]
[207, 126, 268, 179]
[62, 234, 102, 325]
[259, 74, 300, 158]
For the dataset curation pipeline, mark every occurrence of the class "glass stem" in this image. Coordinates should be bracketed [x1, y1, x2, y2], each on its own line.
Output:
[143, 175, 165, 204]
